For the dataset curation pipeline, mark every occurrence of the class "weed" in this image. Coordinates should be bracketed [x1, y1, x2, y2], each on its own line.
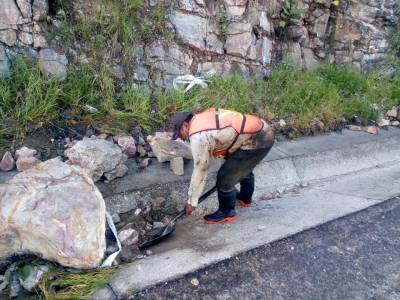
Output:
[279, 0, 304, 29]
[38, 267, 116, 299]
[218, 7, 229, 42]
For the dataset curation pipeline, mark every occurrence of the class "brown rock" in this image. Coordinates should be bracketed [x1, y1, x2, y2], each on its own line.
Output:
[137, 145, 147, 157]
[97, 133, 108, 139]
[16, 156, 40, 171]
[362, 126, 379, 135]
[0, 151, 15, 171]
[170, 157, 184, 176]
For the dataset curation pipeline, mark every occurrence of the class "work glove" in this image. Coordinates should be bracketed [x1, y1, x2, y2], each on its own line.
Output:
[185, 203, 196, 215]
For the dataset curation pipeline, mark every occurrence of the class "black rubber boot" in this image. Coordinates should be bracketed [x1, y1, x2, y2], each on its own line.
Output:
[237, 172, 254, 207]
[204, 189, 236, 224]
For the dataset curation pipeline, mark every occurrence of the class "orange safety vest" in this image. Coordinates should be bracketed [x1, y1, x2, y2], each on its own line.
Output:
[189, 108, 264, 158]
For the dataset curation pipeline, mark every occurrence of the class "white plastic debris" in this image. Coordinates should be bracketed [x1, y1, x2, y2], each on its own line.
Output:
[173, 75, 209, 93]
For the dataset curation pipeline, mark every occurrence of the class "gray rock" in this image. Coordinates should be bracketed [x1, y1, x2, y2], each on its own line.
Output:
[133, 65, 149, 82]
[18, 31, 33, 45]
[0, 46, 9, 77]
[65, 137, 128, 182]
[206, 33, 224, 54]
[0, 151, 15, 171]
[104, 162, 128, 183]
[197, 61, 234, 76]
[286, 25, 306, 41]
[170, 157, 184, 176]
[146, 41, 193, 76]
[112, 65, 126, 80]
[302, 48, 319, 69]
[0, 158, 106, 269]
[0, 0, 21, 30]
[259, 37, 272, 65]
[32, 0, 48, 21]
[16, 0, 32, 18]
[259, 11, 271, 33]
[169, 11, 207, 51]
[38, 48, 68, 80]
[0, 29, 17, 46]
[225, 22, 253, 57]
[222, 0, 247, 16]
[19, 265, 49, 291]
[312, 12, 330, 39]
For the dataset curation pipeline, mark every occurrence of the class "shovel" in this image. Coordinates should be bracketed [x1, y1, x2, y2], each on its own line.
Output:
[138, 185, 217, 249]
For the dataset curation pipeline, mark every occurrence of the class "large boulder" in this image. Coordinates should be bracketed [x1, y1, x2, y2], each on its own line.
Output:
[64, 137, 128, 182]
[0, 158, 106, 269]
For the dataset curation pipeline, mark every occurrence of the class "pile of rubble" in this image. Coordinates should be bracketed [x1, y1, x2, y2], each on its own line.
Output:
[0, 128, 193, 178]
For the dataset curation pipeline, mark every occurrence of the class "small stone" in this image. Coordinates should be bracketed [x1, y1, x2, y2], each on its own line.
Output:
[170, 157, 184, 176]
[362, 126, 379, 135]
[145, 250, 153, 256]
[257, 225, 267, 231]
[153, 222, 164, 228]
[391, 121, 400, 127]
[134, 208, 142, 216]
[137, 145, 147, 157]
[112, 213, 121, 224]
[346, 125, 362, 131]
[97, 133, 108, 139]
[191, 278, 199, 286]
[378, 118, 390, 127]
[387, 107, 398, 119]
[138, 136, 146, 145]
[259, 192, 274, 200]
[117, 135, 136, 158]
[152, 197, 166, 209]
[300, 183, 308, 188]
[161, 215, 173, 225]
[278, 119, 286, 127]
[0, 151, 15, 171]
[138, 158, 151, 170]
[16, 156, 41, 171]
[117, 224, 139, 246]
[15, 146, 37, 159]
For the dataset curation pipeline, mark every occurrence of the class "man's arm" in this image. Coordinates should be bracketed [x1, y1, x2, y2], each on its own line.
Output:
[188, 134, 212, 207]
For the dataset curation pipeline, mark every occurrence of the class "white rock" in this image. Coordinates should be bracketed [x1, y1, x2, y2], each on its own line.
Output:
[0, 158, 106, 269]
[64, 137, 128, 182]
[38, 48, 68, 80]
[15, 146, 37, 159]
[148, 136, 192, 163]
[170, 157, 184, 176]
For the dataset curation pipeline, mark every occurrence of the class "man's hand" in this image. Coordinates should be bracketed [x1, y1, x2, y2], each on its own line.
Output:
[185, 203, 196, 215]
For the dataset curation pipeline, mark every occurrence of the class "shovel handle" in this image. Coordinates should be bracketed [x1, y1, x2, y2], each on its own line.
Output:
[174, 185, 217, 221]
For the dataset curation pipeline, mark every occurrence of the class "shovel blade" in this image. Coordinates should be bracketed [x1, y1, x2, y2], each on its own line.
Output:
[138, 224, 176, 249]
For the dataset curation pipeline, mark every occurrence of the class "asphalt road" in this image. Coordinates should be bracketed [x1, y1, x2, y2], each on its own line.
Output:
[132, 196, 400, 300]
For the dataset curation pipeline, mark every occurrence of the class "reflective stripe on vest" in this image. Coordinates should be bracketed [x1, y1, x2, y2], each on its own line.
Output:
[189, 108, 264, 158]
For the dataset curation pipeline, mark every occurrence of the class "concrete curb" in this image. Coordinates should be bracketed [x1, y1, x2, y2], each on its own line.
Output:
[92, 127, 400, 299]
[101, 127, 400, 215]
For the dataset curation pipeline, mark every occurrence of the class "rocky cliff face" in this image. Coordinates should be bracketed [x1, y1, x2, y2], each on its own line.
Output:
[0, 0, 397, 87]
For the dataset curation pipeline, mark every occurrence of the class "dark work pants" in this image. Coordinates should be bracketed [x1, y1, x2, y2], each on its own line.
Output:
[216, 143, 273, 209]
